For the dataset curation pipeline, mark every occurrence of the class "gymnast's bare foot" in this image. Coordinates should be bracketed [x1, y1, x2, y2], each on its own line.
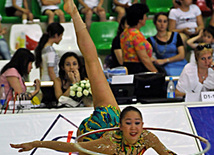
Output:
[63, 0, 77, 16]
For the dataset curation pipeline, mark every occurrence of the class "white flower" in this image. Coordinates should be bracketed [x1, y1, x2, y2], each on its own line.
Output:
[83, 89, 89, 96]
[73, 84, 78, 89]
[77, 87, 82, 92]
[70, 90, 75, 97]
[89, 88, 92, 95]
[85, 83, 90, 88]
[80, 83, 85, 88]
[77, 91, 82, 98]
[81, 80, 87, 84]
[70, 86, 75, 91]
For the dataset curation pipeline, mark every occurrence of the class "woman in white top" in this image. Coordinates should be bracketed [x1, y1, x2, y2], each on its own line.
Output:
[113, 0, 138, 23]
[34, 22, 64, 107]
[78, 0, 106, 31]
[5, 0, 33, 24]
[38, 0, 65, 24]
[176, 43, 214, 97]
[168, 0, 204, 46]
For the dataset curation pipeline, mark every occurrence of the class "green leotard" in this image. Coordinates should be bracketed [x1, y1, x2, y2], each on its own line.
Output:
[78, 105, 120, 141]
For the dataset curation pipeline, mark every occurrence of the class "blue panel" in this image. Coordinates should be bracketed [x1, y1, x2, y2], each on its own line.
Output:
[188, 106, 214, 155]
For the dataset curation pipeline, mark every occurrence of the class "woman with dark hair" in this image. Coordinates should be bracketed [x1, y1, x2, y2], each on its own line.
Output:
[147, 12, 187, 76]
[107, 16, 128, 68]
[168, 0, 204, 48]
[0, 48, 40, 100]
[120, 3, 158, 74]
[35, 22, 64, 107]
[54, 52, 87, 100]
[10, 1, 175, 154]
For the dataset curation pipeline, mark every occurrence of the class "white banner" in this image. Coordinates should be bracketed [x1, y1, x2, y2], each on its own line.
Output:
[0, 105, 202, 155]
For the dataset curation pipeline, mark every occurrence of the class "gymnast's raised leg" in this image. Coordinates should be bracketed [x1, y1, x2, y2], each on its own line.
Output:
[63, 0, 120, 141]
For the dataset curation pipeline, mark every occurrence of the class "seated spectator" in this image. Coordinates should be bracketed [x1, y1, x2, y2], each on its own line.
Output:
[175, 43, 214, 98]
[0, 16, 11, 60]
[105, 16, 128, 69]
[147, 12, 187, 76]
[187, 26, 214, 62]
[38, 0, 65, 24]
[35, 22, 64, 107]
[78, 0, 106, 31]
[5, 0, 34, 24]
[168, 0, 204, 47]
[0, 48, 40, 101]
[53, 52, 87, 105]
[120, 3, 158, 74]
[112, 0, 138, 23]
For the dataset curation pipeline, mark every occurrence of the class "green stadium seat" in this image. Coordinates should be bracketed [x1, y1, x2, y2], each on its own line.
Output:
[0, 0, 22, 23]
[146, 0, 173, 15]
[90, 21, 119, 55]
[31, 0, 71, 22]
[205, 17, 211, 28]
[140, 19, 157, 39]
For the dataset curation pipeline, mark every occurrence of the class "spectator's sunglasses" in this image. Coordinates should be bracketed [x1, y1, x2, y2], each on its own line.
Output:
[196, 44, 212, 51]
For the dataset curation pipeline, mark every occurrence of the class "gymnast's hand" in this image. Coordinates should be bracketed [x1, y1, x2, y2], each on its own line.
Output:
[10, 142, 34, 152]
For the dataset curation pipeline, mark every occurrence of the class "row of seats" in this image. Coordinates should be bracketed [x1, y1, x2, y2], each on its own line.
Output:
[6, 19, 156, 75]
[9, 19, 157, 57]
[108, 0, 173, 16]
[91, 19, 157, 55]
[1, 0, 213, 23]
[9, 23, 80, 56]
[0, 0, 110, 23]
[0, 0, 173, 23]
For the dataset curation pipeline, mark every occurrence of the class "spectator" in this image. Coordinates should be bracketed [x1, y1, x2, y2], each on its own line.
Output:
[0, 16, 11, 60]
[147, 12, 187, 76]
[0, 48, 40, 101]
[38, 0, 65, 24]
[53, 52, 87, 102]
[175, 43, 214, 98]
[35, 22, 64, 107]
[168, 0, 204, 47]
[112, 0, 138, 23]
[78, 0, 106, 31]
[120, 3, 158, 74]
[5, 0, 34, 24]
[105, 16, 128, 69]
[187, 26, 214, 63]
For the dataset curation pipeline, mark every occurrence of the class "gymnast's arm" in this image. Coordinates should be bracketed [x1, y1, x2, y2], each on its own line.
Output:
[10, 138, 115, 154]
[145, 131, 177, 155]
[10, 141, 79, 153]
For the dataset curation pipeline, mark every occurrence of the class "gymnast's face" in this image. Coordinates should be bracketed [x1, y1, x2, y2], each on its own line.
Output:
[120, 111, 143, 145]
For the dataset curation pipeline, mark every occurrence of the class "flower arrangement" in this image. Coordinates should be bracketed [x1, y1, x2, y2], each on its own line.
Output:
[69, 80, 92, 102]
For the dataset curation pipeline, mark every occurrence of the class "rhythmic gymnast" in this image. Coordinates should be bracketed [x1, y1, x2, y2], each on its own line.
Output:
[10, 0, 176, 154]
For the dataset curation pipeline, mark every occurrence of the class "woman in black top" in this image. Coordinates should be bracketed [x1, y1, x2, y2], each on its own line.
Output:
[53, 52, 87, 100]
[106, 16, 128, 68]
